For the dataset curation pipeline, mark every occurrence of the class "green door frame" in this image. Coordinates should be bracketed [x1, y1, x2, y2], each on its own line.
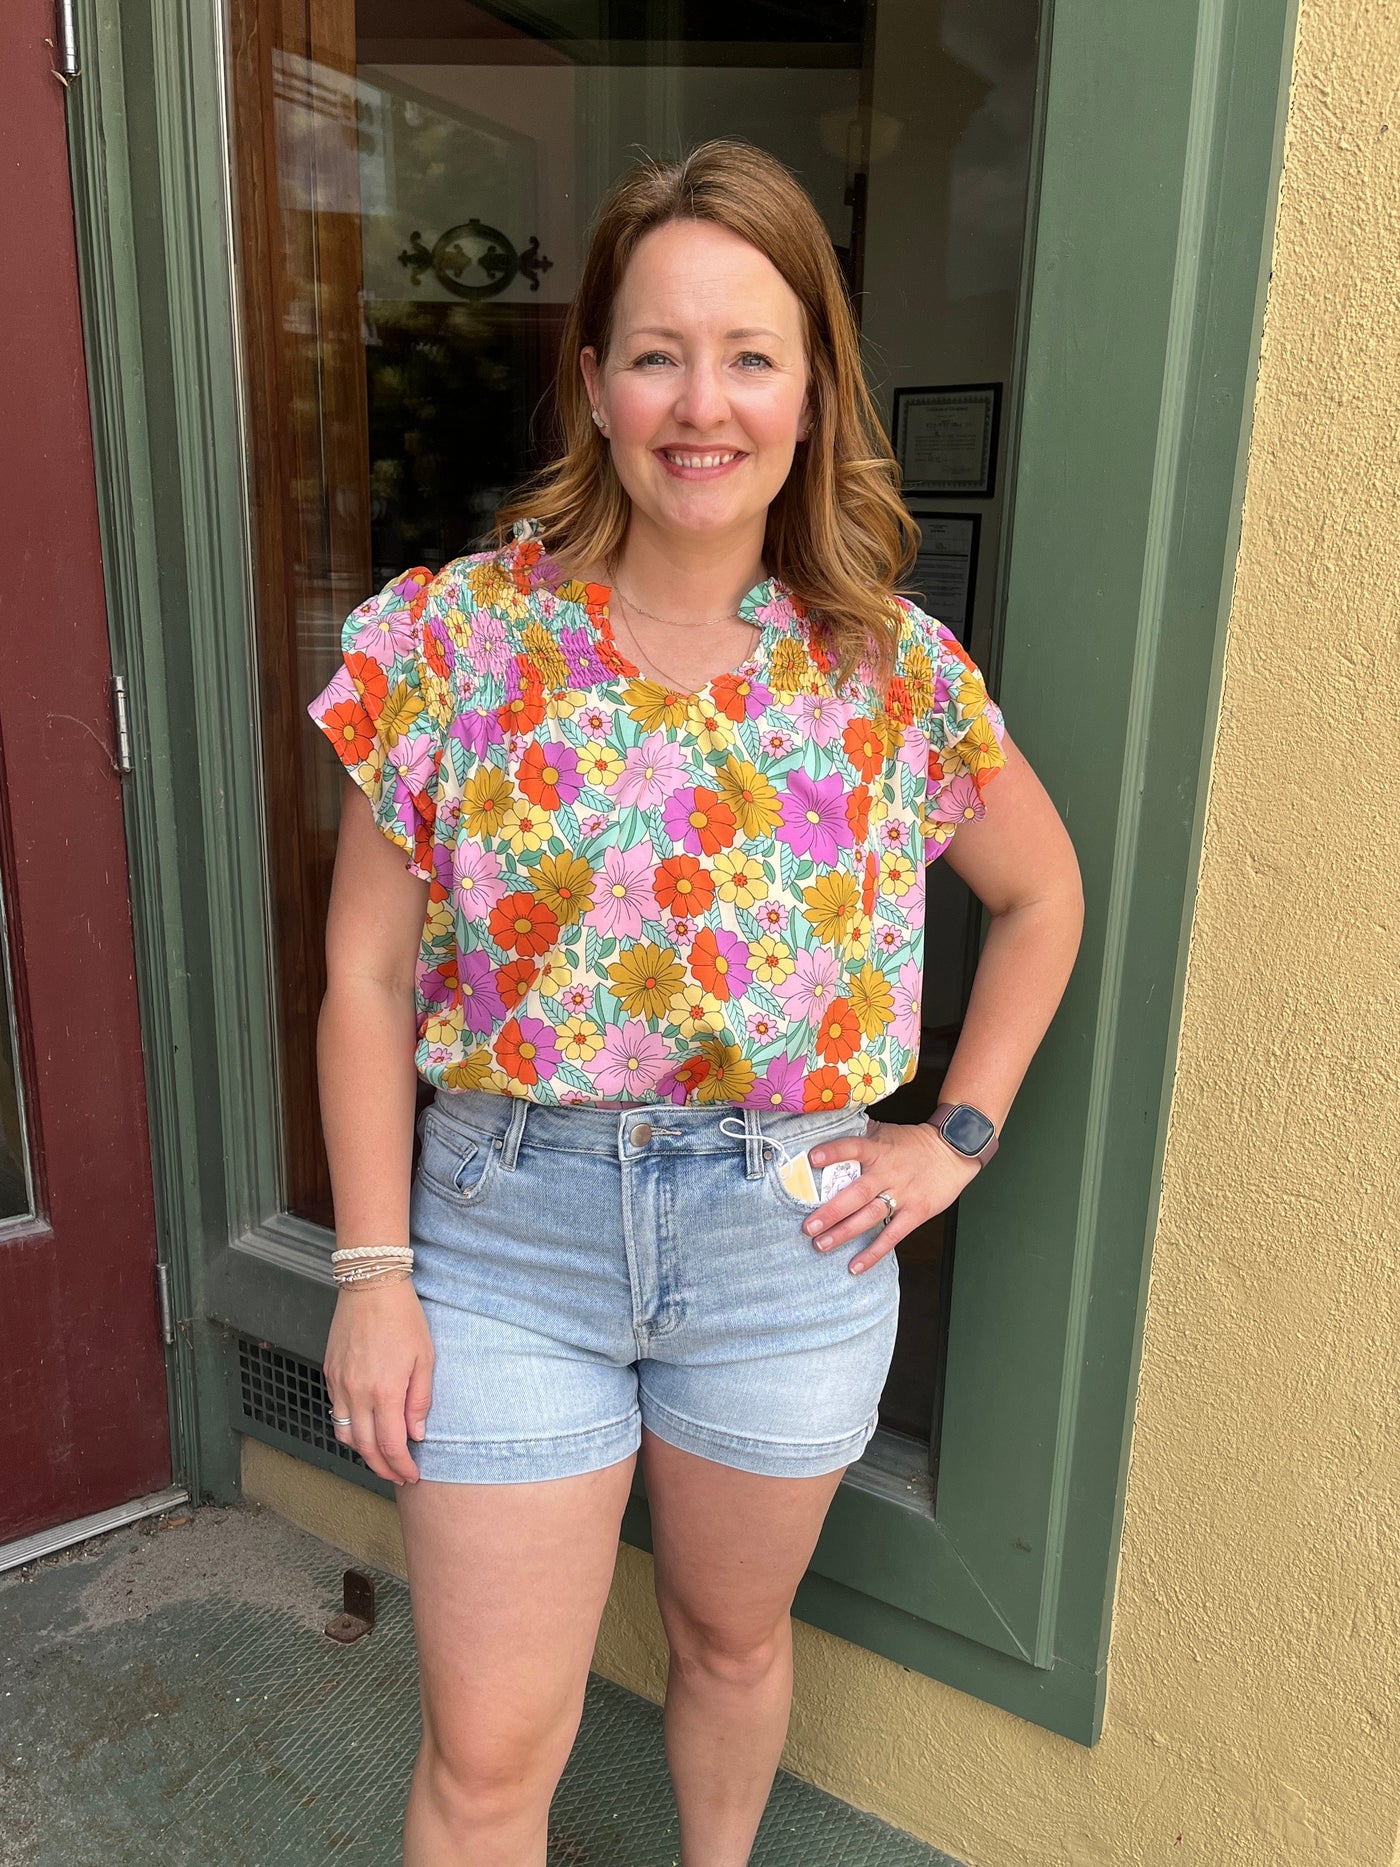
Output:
[64, 0, 1298, 1743]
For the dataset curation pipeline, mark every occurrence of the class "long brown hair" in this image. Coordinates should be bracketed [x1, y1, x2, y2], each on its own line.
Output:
[494, 139, 919, 686]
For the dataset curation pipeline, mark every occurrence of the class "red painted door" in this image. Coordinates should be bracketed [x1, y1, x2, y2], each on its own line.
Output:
[0, 1, 172, 1542]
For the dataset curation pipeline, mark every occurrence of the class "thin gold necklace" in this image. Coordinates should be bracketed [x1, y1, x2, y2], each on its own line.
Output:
[606, 557, 759, 629]
[610, 587, 760, 694]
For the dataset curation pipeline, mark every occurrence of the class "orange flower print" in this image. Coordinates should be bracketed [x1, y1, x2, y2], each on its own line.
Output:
[654, 854, 715, 917]
[710, 671, 762, 723]
[494, 957, 539, 1011]
[861, 851, 878, 921]
[884, 676, 912, 732]
[662, 786, 737, 858]
[343, 650, 388, 720]
[846, 783, 872, 845]
[803, 1065, 850, 1113]
[489, 891, 560, 957]
[496, 673, 545, 736]
[689, 927, 752, 1003]
[667, 1054, 712, 1101]
[816, 998, 861, 1065]
[518, 740, 583, 811]
[321, 696, 375, 767]
[842, 717, 884, 783]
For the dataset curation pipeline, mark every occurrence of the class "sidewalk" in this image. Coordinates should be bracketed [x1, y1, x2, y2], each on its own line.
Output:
[0, 1501, 963, 1866]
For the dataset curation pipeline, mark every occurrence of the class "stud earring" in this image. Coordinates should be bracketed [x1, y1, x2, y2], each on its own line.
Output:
[591, 408, 608, 435]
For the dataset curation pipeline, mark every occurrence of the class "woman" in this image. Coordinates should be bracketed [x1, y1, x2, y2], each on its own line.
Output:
[308, 140, 1082, 1867]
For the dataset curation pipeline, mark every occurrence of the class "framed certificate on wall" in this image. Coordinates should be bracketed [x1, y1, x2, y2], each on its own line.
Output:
[892, 383, 1002, 497]
[903, 512, 982, 643]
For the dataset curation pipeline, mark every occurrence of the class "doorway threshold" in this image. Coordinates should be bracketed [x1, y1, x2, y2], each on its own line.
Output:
[0, 1484, 188, 1575]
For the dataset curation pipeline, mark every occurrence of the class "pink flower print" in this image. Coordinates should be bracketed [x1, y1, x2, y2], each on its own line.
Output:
[758, 726, 794, 759]
[459, 950, 507, 1037]
[560, 983, 592, 1016]
[594, 1020, 669, 1098]
[579, 812, 609, 838]
[791, 693, 853, 746]
[878, 817, 909, 852]
[776, 769, 852, 867]
[453, 845, 506, 923]
[933, 669, 951, 710]
[664, 915, 699, 948]
[453, 709, 502, 762]
[593, 842, 653, 939]
[578, 704, 612, 740]
[614, 732, 687, 808]
[873, 923, 902, 957]
[474, 610, 510, 679]
[560, 624, 613, 690]
[892, 958, 922, 1049]
[777, 946, 841, 1024]
[751, 592, 794, 628]
[387, 730, 437, 806]
[746, 1008, 782, 1045]
[755, 901, 789, 935]
[930, 773, 986, 825]
[348, 597, 416, 665]
[751, 1054, 806, 1112]
[898, 725, 929, 776]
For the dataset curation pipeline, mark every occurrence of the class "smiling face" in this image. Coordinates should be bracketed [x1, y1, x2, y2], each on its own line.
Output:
[580, 219, 812, 552]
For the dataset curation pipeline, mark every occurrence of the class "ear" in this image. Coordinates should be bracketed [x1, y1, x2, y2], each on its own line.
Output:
[580, 345, 601, 407]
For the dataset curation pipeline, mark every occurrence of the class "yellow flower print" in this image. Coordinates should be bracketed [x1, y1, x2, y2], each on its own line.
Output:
[499, 799, 553, 853]
[536, 948, 574, 998]
[922, 817, 958, 850]
[462, 766, 515, 839]
[423, 1003, 465, 1048]
[559, 1015, 604, 1062]
[715, 756, 782, 838]
[880, 850, 916, 896]
[802, 871, 861, 947]
[608, 942, 687, 1021]
[424, 896, 454, 945]
[442, 1047, 497, 1092]
[694, 1038, 756, 1104]
[577, 743, 625, 787]
[713, 849, 769, 909]
[950, 715, 1004, 775]
[379, 678, 426, 744]
[749, 936, 795, 985]
[847, 1050, 888, 1100]
[545, 688, 585, 722]
[955, 669, 989, 720]
[443, 604, 472, 650]
[670, 984, 726, 1039]
[848, 963, 895, 1040]
[532, 851, 596, 927]
[624, 680, 691, 732]
[553, 578, 591, 607]
[522, 621, 570, 693]
[465, 559, 514, 609]
[768, 636, 816, 698]
[497, 584, 531, 623]
[689, 700, 734, 755]
[903, 640, 935, 718]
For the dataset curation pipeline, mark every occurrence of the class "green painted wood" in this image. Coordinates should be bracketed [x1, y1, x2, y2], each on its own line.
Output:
[66, 0, 1299, 1744]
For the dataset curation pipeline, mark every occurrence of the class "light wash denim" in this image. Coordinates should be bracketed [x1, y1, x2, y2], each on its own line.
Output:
[407, 1088, 900, 1483]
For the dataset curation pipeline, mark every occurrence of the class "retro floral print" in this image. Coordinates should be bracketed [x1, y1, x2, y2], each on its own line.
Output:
[307, 520, 1006, 1108]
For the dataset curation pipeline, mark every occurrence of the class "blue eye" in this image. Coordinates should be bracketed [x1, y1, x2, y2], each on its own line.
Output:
[632, 351, 672, 367]
[737, 352, 774, 369]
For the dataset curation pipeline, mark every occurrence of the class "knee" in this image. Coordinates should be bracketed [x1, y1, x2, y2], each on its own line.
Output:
[661, 1606, 790, 1691]
[416, 1711, 572, 1823]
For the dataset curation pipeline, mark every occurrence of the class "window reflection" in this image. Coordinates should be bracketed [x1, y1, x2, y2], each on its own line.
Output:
[231, 0, 1038, 1461]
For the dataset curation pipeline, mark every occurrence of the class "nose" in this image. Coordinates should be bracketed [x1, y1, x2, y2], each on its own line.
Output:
[671, 359, 731, 431]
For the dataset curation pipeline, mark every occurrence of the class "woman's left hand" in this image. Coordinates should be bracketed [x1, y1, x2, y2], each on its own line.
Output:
[805, 1118, 984, 1274]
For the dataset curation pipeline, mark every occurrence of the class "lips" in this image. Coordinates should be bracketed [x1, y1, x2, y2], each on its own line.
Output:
[654, 447, 747, 477]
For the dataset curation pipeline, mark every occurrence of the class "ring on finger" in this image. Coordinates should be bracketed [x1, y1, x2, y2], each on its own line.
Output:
[875, 1189, 897, 1224]
[328, 1407, 352, 1428]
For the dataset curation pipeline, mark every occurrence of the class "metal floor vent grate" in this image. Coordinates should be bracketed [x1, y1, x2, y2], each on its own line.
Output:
[237, 1335, 364, 1470]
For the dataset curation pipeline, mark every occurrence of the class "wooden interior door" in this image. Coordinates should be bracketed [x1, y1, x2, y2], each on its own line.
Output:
[0, 0, 172, 1542]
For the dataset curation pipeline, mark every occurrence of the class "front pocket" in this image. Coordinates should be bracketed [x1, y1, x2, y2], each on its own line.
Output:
[762, 1112, 869, 1218]
[415, 1108, 501, 1204]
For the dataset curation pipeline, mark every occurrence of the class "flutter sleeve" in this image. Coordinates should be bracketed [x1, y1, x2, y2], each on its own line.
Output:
[895, 600, 1008, 862]
[305, 566, 454, 882]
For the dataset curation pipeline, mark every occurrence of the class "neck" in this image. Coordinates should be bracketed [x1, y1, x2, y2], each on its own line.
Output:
[609, 512, 768, 620]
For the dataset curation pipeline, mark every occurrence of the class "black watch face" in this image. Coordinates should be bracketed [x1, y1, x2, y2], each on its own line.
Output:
[941, 1104, 995, 1156]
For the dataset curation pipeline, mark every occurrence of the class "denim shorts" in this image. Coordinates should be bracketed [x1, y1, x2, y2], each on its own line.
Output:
[406, 1088, 900, 1483]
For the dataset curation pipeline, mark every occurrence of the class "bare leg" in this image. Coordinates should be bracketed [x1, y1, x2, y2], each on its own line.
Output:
[642, 1430, 847, 1867]
[397, 1453, 636, 1867]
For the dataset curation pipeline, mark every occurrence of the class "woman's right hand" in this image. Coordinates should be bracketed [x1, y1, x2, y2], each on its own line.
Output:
[324, 1279, 435, 1485]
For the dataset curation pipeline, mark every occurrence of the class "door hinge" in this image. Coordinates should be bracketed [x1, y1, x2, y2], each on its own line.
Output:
[155, 1262, 175, 1345]
[111, 674, 132, 774]
[54, 0, 80, 81]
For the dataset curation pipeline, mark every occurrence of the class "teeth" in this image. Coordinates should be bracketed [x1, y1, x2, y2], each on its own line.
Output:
[663, 451, 740, 468]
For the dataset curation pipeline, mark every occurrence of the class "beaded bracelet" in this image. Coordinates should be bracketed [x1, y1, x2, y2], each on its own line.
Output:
[331, 1244, 414, 1289]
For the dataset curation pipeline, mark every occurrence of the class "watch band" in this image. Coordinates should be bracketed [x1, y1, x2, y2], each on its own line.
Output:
[930, 1101, 999, 1163]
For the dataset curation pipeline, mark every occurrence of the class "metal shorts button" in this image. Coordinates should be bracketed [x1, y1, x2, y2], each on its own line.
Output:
[629, 1122, 653, 1147]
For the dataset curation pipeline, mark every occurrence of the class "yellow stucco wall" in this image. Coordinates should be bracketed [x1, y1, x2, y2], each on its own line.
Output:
[245, 2, 1399, 1859]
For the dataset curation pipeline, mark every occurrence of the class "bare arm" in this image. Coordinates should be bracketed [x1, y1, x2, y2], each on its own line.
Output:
[318, 780, 437, 1483]
[806, 730, 1084, 1269]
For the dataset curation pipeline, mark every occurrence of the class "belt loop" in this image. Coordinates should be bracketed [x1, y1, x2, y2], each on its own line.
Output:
[743, 1106, 765, 1180]
[500, 1096, 529, 1171]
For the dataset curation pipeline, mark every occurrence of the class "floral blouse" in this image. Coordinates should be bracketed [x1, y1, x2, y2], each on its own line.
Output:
[306, 519, 1007, 1110]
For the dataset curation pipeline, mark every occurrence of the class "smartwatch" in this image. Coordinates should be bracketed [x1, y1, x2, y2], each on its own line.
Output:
[930, 1102, 999, 1164]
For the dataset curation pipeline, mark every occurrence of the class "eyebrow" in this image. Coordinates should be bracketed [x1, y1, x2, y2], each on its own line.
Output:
[623, 326, 785, 343]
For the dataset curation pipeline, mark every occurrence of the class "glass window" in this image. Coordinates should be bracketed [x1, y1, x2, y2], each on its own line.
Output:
[229, 0, 1038, 1482]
